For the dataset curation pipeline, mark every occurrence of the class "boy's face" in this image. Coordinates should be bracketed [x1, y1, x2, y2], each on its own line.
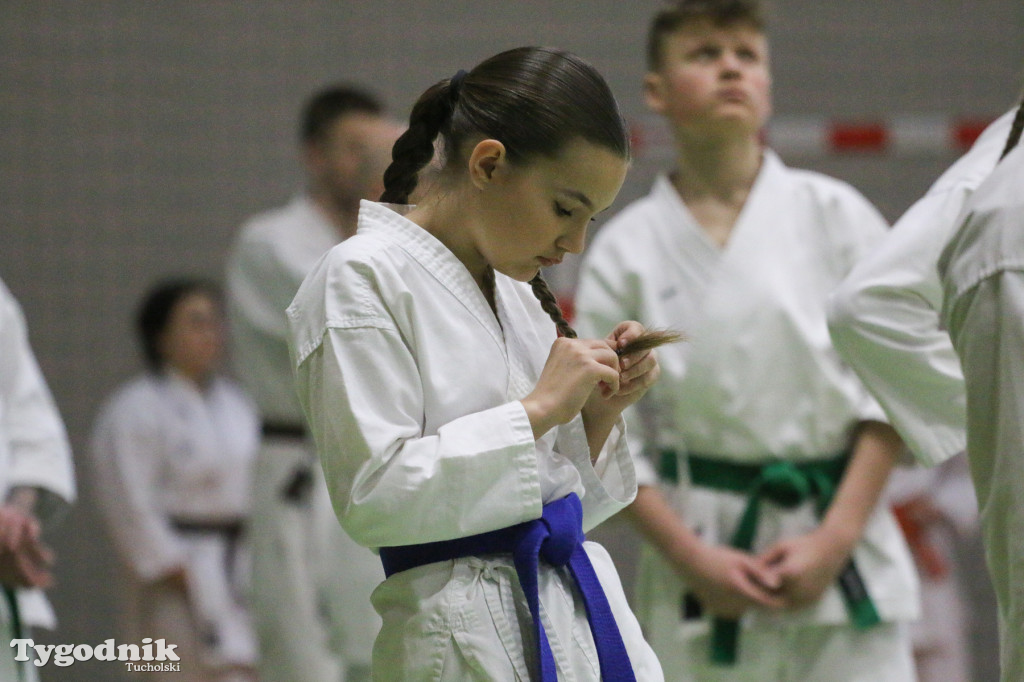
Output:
[645, 19, 771, 137]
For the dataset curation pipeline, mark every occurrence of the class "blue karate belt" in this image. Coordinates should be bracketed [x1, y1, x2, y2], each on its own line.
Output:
[379, 493, 636, 681]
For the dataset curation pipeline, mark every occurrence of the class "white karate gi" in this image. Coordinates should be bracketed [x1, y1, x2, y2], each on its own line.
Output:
[575, 151, 918, 681]
[287, 200, 664, 681]
[827, 110, 1015, 682]
[828, 109, 1015, 465]
[226, 194, 382, 681]
[938, 141, 1024, 682]
[90, 371, 260, 680]
[0, 278, 76, 682]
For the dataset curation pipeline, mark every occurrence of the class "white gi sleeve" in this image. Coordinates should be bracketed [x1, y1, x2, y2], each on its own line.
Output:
[0, 284, 75, 508]
[828, 188, 972, 466]
[296, 326, 543, 549]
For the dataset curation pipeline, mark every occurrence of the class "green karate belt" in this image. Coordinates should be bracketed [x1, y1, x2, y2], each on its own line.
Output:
[658, 449, 881, 665]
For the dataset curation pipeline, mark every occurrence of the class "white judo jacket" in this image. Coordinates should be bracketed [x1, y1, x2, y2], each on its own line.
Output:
[288, 201, 663, 681]
[576, 151, 919, 626]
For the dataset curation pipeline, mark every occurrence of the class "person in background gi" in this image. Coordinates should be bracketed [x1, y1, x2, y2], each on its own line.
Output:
[574, 2, 918, 679]
[827, 106, 1018, 682]
[224, 85, 401, 682]
[287, 46, 665, 681]
[0, 276, 76, 682]
[938, 100, 1024, 682]
[90, 279, 259, 681]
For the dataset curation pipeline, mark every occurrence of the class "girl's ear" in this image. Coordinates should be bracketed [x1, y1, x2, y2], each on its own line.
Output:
[468, 139, 508, 190]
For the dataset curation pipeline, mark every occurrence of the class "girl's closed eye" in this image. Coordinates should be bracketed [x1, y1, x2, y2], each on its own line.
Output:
[554, 202, 573, 218]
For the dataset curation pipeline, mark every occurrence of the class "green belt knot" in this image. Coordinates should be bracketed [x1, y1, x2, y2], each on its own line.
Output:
[757, 461, 811, 507]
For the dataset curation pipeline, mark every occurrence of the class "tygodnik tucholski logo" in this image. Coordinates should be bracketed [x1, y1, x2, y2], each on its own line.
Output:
[11, 637, 181, 671]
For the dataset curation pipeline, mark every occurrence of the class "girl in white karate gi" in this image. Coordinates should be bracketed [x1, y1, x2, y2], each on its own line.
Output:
[91, 279, 259, 682]
[287, 47, 665, 681]
[575, 1, 918, 680]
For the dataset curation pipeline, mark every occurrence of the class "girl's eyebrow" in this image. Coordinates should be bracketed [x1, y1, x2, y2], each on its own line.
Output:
[556, 187, 594, 210]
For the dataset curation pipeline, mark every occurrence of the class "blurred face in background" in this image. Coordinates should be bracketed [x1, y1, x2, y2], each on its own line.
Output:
[307, 113, 404, 211]
[645, 19, 772, 140]
[158, 291, 224, 384]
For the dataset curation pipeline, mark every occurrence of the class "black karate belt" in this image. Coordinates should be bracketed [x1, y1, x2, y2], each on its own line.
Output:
[658, 449, 881, 665]
[170, 519, 247, 599]
[260, 421, 306, 440]
[170, 519, 245, 536]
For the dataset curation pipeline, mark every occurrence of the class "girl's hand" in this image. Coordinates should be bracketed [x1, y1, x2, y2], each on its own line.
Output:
[521, 337, 620, 439]
[583, 321, 662, 422]
[758, 528, 853, 609]
[680, 541, 785, 619]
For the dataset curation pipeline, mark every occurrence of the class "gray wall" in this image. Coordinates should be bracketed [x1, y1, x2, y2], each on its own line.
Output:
[1, 2, 1021, 680]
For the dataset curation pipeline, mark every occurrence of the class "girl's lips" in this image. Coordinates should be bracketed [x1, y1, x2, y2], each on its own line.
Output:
[537, 256, 563, 267]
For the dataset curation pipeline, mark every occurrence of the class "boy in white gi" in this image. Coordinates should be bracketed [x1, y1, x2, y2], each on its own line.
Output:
[938, 104, 1024, 682]
[574, 2, 918, 679]
[0, 276, 76, 682]
[225, 86, 400, 682]
[288, 47, 665, 681]
[827, 107, 1017, 682]
[91, 279, 259, 681]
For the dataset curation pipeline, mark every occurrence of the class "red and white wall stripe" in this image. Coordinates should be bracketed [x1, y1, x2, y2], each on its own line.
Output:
[630, 114, 997, 159]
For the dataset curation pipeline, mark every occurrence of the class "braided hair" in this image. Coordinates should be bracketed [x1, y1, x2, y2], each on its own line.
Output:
[379, 46, 630, 337]
[999, 95, 1024, 161]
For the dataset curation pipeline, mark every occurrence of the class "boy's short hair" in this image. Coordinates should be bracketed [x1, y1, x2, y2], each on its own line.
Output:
[646, 0, 766, 71]
[300, 85, 383, 146]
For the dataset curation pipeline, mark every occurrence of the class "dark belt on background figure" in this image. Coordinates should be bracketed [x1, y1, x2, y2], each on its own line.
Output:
[171, 519, 247, 585]
[260, 421, 317, 503]
[659, 449, 881, 665]
[378, 494, 637, 682]
[260, 421, 306, 440]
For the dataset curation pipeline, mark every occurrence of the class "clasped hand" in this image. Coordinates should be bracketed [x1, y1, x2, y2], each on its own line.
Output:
[684, 527, 853, 618]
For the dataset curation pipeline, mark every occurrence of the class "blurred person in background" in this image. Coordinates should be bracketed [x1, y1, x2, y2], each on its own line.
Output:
[90, 278, 258, 681]
[0, 275, 76, 682]
[225, 84, 401, 682]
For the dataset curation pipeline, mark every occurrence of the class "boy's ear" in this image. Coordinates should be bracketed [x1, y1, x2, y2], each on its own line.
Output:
[643, 72, 668, 115]
[468, 139, 508, 190]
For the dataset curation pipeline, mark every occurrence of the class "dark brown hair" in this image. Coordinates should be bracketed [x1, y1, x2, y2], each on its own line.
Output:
[136, 278, 220, 371]
[647, 0, 766, 71]
[300, 85, 383, 146]
[999, 96, 1024, 161]
[379, 46, 630, 338]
